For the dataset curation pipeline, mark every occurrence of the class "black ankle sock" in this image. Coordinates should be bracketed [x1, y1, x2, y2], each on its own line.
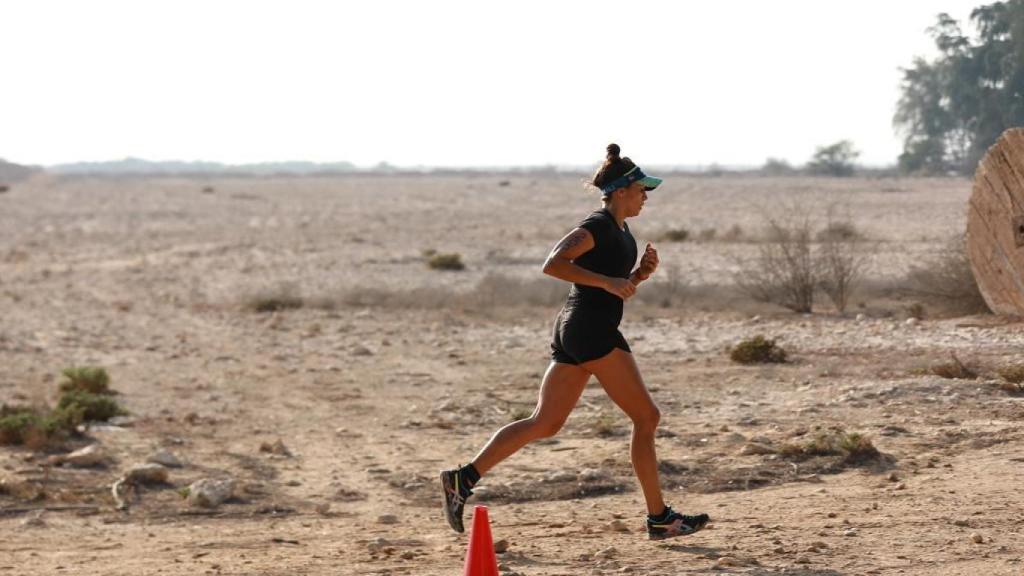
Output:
[648, 506, 671, 522]
[457, 463, 481, 494]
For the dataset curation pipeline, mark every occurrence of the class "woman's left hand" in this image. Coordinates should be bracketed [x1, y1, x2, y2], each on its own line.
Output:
[638, 243, 658, 278]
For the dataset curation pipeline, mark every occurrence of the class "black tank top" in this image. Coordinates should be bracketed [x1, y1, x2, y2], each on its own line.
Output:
[564, 208, 638, 323]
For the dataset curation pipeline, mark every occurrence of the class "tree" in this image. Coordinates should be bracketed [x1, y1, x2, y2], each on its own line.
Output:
[895, 1, 1024, 175]
[806, 140, 860, 177]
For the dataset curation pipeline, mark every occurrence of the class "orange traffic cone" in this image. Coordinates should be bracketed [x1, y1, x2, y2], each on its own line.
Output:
[463, 505, 500, 576]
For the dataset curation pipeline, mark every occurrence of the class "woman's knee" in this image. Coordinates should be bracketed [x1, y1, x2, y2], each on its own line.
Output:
[632, 404, 661, 433]
[530, 416, 566, 438]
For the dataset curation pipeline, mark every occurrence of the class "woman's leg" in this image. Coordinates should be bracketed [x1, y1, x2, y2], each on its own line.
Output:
[582, 348, 665, 515]
[470, 361, 590, 475]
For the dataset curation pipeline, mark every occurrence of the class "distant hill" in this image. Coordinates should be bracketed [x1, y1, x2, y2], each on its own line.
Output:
[50, 158, 358, 176]
[0, 159, 41, 182]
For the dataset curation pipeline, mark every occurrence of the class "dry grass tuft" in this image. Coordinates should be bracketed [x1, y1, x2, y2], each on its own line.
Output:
[427, 253, 465, 271]
[779, 431, 880, 464]
[903, 234, 988, 316]
[729, 336, 788, 364]
[245, 283, 304, 313]
[929, 353, 978, 380]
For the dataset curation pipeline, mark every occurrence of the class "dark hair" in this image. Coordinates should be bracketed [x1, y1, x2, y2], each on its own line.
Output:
[591, 143, 636, 193]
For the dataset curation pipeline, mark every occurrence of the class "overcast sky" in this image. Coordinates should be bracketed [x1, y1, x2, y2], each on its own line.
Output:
[2, 0, 985, 168]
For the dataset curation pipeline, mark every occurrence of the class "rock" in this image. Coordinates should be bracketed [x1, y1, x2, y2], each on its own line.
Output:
[578, 468, 609, 482]
[856, 313, 866, 322]
[808, 541, 828, 550]
[545, 471, 575, 482]
[19, 510, 45, 528]
[187, 477, 235, 508]
[377, 514, 399, 524]
[906, 318, 919, 326]
[400, 551, 416, 560]
[953, 519, 969, 527]
[971, 533, 984, 544]
[315, 502, 331, 515]
[493, 539, 510, 554]
[147, 449, 183, 468]
[595, 546, 617, 559]
[54, 444, 109, 467]
[605, 519, 630, 533]
[351, 345, 374, 356]
[124, 463, 169, 485]
[843, 528, 858, 537]
[259, 439, 293, 456]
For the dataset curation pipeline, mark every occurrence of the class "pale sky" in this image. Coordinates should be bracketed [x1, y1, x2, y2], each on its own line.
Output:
[2, 1, 985, 168]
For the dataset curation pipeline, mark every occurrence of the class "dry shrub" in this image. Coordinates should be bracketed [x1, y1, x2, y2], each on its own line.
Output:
[634, 264, 689, 308]
[735, 215, 817, 313]
[996, 364, 1024, 393]
[660, 227, 690, 242]
[427, 253, 465, 271]
[930, 353, 978, 380]
[903, 234, 988, 316]
[736, 206, 869, 314]
[59, 366, 112, 394]
[817, 211, 869, 314]
[245, 283, 304, 312]
[729, 335, 788, 364]
[779, 431, 880, 464]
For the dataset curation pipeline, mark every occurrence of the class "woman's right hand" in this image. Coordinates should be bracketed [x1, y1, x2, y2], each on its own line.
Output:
[603, 277, 637, 300]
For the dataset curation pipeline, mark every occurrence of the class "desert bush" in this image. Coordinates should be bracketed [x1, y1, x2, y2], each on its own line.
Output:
[245, 283, 304, 312]
[660, 227, 690, 242]
[56, 390, 125, 422]
[903, 234, 988, 315]
[729, 335, 788, 364]
[997, 364, 1024, 384]
[929, 353, 977, 380]
[428, 253, 465, 271]
[996, 364, 1024, 393]
[735, 215, 817, 312]
[0, 404, 81, 448]
[817, 212, 869, 314]
[907, 302, 926, 320]
[59, 366, 112, 395]
[779, 430, 879, 464]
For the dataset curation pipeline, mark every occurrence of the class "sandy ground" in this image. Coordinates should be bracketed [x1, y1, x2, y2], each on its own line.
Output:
[1, 174, 1023, 576]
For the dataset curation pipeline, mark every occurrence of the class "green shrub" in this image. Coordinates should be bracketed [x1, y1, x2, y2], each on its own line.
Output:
[57, 390, 125, 422]
[428, 253, 465, 271]
[60, 366, 112, 394]
[729, 336, 788, 364]
[0, 404, 81, 447]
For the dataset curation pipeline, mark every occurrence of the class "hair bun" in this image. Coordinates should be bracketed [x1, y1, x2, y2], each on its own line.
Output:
[606, 143, 621, 160]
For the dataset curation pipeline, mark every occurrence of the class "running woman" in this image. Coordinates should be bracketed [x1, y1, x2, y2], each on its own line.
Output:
[441, 144, 709, 540]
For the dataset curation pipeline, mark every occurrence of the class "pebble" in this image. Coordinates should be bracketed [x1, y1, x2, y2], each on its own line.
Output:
[493, 539, 509, 553]
[595, 546, 617, 559]
[971, 533, 984, 544]
[605, 519, 630, 533]
[187, 477, 235, 508]
[953, 519, 969, 527]
[147, 449, 183, 468]
[315, 502, 331, 515]
[377, 514, 399, 524]
[843, 528, 858, 537]
[124, 463, 169, 485]
[351, 345, 374, 356]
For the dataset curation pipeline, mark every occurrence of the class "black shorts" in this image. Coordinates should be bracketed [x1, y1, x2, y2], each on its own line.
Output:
[550, 306, 631, 365]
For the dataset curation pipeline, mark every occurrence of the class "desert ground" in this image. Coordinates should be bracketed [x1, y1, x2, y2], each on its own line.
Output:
[1, 173, 1023, 576]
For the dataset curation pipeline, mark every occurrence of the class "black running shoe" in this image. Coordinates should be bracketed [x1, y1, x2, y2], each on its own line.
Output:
[647, 506, 710, 540]
[440, 469, 470, 533]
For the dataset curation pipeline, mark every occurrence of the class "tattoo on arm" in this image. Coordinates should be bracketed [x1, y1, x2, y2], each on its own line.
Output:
[562, 231, 586, 250]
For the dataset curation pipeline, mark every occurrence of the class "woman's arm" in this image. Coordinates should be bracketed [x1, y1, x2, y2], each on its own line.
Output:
[542, 227, 636, 300]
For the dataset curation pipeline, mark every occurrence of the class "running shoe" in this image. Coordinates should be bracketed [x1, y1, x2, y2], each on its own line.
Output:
[440, 469, 470, 533]
[647, 506, 710, 540]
